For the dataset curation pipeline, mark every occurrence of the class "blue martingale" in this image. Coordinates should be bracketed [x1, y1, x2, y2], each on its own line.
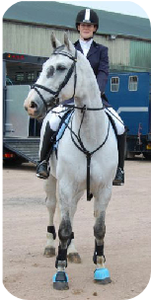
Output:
[54, 111, 73, 150]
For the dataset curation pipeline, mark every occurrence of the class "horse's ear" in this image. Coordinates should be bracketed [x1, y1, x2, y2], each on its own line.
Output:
[51, 32, 61, 49]
[64, 32, 75, 53]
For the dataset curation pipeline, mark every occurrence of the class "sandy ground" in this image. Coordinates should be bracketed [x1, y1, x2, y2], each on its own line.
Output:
[3, 158, 151, 300]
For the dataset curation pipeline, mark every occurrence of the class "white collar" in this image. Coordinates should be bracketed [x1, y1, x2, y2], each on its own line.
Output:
[79, 38, 93, 56]
[79, 38, 93, 47]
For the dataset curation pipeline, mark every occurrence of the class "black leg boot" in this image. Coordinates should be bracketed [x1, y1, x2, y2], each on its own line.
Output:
[113, 131, 126, 186]
[36, 122, 56, 179]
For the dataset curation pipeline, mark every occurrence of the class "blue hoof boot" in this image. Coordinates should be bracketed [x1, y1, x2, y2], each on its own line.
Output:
[94, 268, 111, 285]
[53, 271, 69, 290]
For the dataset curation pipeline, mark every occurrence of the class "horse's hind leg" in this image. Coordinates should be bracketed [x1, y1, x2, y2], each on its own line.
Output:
[43, 175, 57, 257]
[93, 189, 112, 284]
[67, 232, 81, 263]
[67, 190, 83, 264]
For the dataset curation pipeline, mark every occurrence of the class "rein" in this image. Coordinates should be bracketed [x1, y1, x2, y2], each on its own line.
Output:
[63, 103, 104, 111]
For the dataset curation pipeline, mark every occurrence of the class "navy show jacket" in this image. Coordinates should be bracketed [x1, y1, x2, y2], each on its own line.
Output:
[74, 40, 109, 93]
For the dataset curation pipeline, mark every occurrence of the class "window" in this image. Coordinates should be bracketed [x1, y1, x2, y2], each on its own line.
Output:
[128, 76, 138, 91]
[26, 72, 35, 81]
[110, 77, 120, 92]
[15, 72, 24, 82]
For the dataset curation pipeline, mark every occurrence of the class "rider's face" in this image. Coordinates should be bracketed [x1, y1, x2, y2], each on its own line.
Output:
[78, 23, 97, 40]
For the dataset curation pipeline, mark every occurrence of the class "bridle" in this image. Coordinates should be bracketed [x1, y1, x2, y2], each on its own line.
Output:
[31, 47, 77, 112]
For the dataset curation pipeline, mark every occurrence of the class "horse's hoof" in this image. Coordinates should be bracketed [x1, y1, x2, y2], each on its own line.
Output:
[53, 281, 69, 290]
[53, 271, 69, 290]
[44, 247, 55, 257]
[94, 268, 112, 285]
[67, 253, 81, 263]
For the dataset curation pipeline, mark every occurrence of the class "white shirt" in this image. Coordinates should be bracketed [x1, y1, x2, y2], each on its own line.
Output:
[79, 38, 93, 57]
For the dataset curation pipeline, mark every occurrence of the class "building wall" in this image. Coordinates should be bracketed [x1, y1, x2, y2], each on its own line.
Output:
[3, 21, 57, 57]
[3, 21, 151, 72]
[90, 34, 130, 70]
[130, 40, 151, 71]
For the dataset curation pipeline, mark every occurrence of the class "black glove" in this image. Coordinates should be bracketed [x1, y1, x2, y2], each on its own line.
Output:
[101, 92, 109, 103]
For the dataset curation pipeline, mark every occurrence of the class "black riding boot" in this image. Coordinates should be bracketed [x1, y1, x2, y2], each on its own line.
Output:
[113, 131, 126, 186]
[36, 122, 56, 179]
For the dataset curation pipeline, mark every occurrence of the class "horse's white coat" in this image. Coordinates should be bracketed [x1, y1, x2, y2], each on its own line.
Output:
[24, 33, 118, 270]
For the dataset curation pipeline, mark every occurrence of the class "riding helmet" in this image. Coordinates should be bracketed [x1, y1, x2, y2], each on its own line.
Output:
[75, 8, 99, 32]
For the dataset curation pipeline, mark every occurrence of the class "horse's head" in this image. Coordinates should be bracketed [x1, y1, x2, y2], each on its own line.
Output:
[24, 33, 77, 119]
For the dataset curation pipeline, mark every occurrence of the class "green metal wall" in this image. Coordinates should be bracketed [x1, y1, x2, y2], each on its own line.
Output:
[130, 40, 151, 72]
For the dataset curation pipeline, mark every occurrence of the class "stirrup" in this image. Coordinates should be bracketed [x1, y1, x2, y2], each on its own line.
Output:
[36, 160, 50, 179]
[113, 168, 124, 186]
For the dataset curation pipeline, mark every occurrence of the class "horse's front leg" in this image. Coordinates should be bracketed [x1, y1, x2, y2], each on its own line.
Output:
[53, 181, 82, 290]
[93, 187, 112, 284]
[43, 175, 57, 257]
[53, 213, 72, 290]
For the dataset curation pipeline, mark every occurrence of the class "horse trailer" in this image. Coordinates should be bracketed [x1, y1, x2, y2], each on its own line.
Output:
[3, 52, 151, 164]
[106, 72, 151, 159]
[3, 52, 47, 164]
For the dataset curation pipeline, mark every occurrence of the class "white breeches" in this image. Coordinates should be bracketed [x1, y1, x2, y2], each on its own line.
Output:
[41, 105, 125, 137]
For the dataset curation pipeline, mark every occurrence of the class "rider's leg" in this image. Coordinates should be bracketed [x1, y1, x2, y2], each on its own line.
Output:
[105, 107, 126, 186]
[36, 106, 68, 179]
[36, 121, 56, 179]
[113, 131, 126, 185]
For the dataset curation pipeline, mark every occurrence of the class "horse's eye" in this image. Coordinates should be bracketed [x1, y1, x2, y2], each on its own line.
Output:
[47, 66, 55, 78]
[56, 65, 66, 71]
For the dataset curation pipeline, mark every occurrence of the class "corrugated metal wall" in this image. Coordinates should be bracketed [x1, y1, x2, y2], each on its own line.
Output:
[130, 40, 151, 71]
[3, 22, 58, 56]
[3, 21, 151, 72]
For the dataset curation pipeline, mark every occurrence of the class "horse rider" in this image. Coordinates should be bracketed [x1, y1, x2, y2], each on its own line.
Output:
[36, 8, 126, 186]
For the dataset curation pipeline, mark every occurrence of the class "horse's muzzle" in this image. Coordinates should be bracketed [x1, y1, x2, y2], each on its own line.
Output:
[24, 99, 41, 118]
[30, 101, 38, 109]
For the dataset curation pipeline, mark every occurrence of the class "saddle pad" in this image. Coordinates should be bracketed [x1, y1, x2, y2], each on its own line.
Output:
[53, 111, 73, 150]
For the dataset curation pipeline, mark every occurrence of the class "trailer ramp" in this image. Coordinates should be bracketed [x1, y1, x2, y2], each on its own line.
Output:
[3, 138, 40, 165]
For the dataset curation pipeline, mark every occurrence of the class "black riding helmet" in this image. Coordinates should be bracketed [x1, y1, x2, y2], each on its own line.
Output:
[76, 8, 99, 32]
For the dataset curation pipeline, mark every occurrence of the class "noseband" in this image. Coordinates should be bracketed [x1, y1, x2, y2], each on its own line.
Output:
[31, 47, 77, 112]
